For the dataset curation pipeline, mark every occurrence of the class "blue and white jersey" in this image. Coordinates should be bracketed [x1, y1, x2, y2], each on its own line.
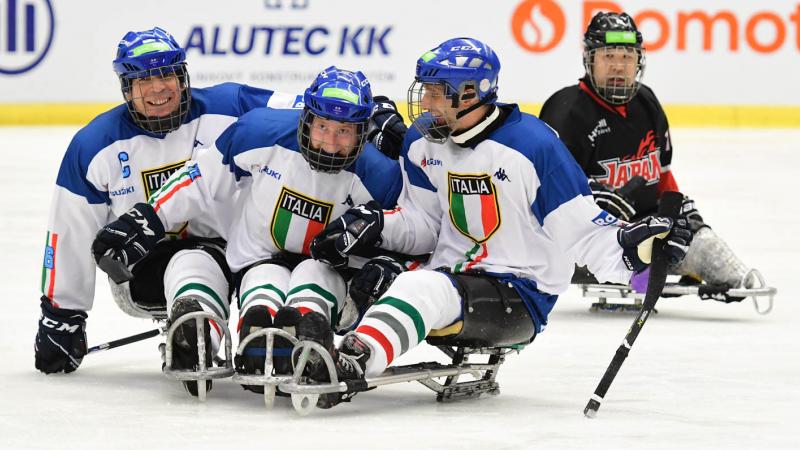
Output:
[381, 105, 633, 295]
[148, 107, 402, 273]
[42, 83, 301, 311]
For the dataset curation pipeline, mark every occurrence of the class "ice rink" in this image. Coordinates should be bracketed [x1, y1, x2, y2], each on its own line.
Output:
[1, 126, 797, 449]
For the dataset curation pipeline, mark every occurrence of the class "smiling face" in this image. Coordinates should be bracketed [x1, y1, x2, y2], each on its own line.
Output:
[127, 73, 183, 118]
[308, 115, 359, 156]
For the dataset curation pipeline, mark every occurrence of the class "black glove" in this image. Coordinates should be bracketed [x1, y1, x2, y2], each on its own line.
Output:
[35, 297, 87, 374]
[678, 195, 707, 231]
[367, 96, 407, 159]
[92, 203, 165, 268]
[618, 216, 693, 272]
[311, 201, 384, 267]
[349, 256, 405, 312]
[589, 176, 645, 222]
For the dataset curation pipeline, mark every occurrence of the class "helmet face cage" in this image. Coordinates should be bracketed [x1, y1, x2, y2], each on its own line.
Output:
[113, 27, 191, 135]
[298, 109, 369, 173]
[119, 63, 191, 135]
[584, 45, 646, 105]
[298, 66, 373, 173]
[407, 38, 500, 143]
[407, 80, 462, 144]
[582, 13, 646, 105]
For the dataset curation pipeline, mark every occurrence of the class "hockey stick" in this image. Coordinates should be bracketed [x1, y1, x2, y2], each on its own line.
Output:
[583, 191, 683, 418]
[87, 328, 165, 355]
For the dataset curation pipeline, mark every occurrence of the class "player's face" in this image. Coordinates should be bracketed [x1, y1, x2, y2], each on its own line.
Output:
[128, 73, 183, 118]
[309, 116, 359, 156]
[420, 83, 459, 128]
[591, 46, 639, 89]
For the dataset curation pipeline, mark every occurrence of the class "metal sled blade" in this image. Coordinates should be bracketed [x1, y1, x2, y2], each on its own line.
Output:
[232, 327, 300, 409]
[579, 268, 776, 315]
[162, 311, 234, 402]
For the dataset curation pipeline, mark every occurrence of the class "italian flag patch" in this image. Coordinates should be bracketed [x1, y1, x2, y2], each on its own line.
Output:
[448, 172, 501, 244]
[271, 187, 333, 255]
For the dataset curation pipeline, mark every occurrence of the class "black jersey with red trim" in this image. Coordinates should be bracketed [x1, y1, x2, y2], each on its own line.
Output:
[539, 78, 678, 216]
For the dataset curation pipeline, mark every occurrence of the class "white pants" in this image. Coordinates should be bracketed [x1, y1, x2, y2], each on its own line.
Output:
[163, 248, 230, 354]
[237, 258, 346, 328]
[353, 269, 462, 377]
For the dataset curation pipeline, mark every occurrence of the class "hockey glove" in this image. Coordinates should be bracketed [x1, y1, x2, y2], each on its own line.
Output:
[92, 202, 165, 269]
[618, 216, 693, 273]
[35, 297, 87, 374]
[678, 195, 708, 232]
[349, 256, 406, 313]
[311, 201, 384, 267]
[367, 96, 407, 159]
[589, 177, 644, 222]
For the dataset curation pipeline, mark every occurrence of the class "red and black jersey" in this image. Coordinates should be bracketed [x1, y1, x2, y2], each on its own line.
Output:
[539, 78, 678, 216]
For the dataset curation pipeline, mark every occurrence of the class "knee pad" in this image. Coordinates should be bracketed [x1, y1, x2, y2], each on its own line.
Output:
[427, 273, 536, 348]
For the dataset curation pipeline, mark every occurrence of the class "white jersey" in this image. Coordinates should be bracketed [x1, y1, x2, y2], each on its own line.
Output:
[381, 105, 633, 296]
[42, 83, 301, 311]
[147, 108, 402, 273]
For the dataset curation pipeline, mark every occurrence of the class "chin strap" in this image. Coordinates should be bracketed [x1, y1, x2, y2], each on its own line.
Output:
[454, 92, 497, 120]
[450, 104, 500, 146]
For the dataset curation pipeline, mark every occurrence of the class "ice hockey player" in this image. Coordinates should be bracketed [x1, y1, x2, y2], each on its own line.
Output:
[91, 66, 403, 393]
[35, 27, 301, 391]
[304, 37, 693, 408]
[539, 12, 757, 299]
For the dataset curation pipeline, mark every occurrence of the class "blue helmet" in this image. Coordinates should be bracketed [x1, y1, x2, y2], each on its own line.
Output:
[298, 66, 374, 173]
[112, 27, 191, 135]
[407, 37, 501, 143]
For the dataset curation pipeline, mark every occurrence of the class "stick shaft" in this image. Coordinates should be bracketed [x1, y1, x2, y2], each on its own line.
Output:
[87, 328, 162, 354]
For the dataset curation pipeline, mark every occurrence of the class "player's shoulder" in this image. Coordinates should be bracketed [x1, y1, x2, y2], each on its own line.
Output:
[220, 107, 301, 155]
[539, 83, 591, 126]
[488, 104, 575, 169]
[634, 83, 663, 108]
[68, 104, 147, 161]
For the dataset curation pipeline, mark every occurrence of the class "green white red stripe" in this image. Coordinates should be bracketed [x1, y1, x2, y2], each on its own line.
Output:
[272, 208, 325, 255]
[148, 167, 200, 213]
[450, 191, 499, 242]
[41, 231, 58, 299]
[454, 243, 488, 273]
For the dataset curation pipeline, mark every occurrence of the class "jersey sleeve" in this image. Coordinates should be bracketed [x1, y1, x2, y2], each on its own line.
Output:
[42, 137, 112, 311]
[149, 121, 250, 230]
[530, 137, 632, 284]
[380, 133, 441, 254]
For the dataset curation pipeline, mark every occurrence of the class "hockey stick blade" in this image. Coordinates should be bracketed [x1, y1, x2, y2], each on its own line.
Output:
[583, 191, 683, 418]
[97, 255, 134, 284]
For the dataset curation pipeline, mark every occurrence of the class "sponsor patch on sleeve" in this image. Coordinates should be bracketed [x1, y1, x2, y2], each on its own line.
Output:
[592, 210, 618, 226]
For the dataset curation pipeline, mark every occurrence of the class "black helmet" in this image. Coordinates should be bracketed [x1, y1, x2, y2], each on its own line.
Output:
[583, 12, 646, 105]
[584, 12, 643, 50]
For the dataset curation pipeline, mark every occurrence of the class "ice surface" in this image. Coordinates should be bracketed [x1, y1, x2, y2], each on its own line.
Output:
[1, 127, 798, 449]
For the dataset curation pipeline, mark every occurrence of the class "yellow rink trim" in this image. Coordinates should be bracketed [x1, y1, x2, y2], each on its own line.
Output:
[1, 102, 799, 128]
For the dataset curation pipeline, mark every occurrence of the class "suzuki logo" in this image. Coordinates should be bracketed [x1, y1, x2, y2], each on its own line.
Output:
[511, 0, 566, 53]
[0, 0, 54, 75]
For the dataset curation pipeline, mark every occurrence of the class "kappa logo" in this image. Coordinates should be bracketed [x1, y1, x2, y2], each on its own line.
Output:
[271, 187, 333, 255]
[448, 172, 501, 244]
[494, 167, 510, 182]
[598, 130, 662, 188]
